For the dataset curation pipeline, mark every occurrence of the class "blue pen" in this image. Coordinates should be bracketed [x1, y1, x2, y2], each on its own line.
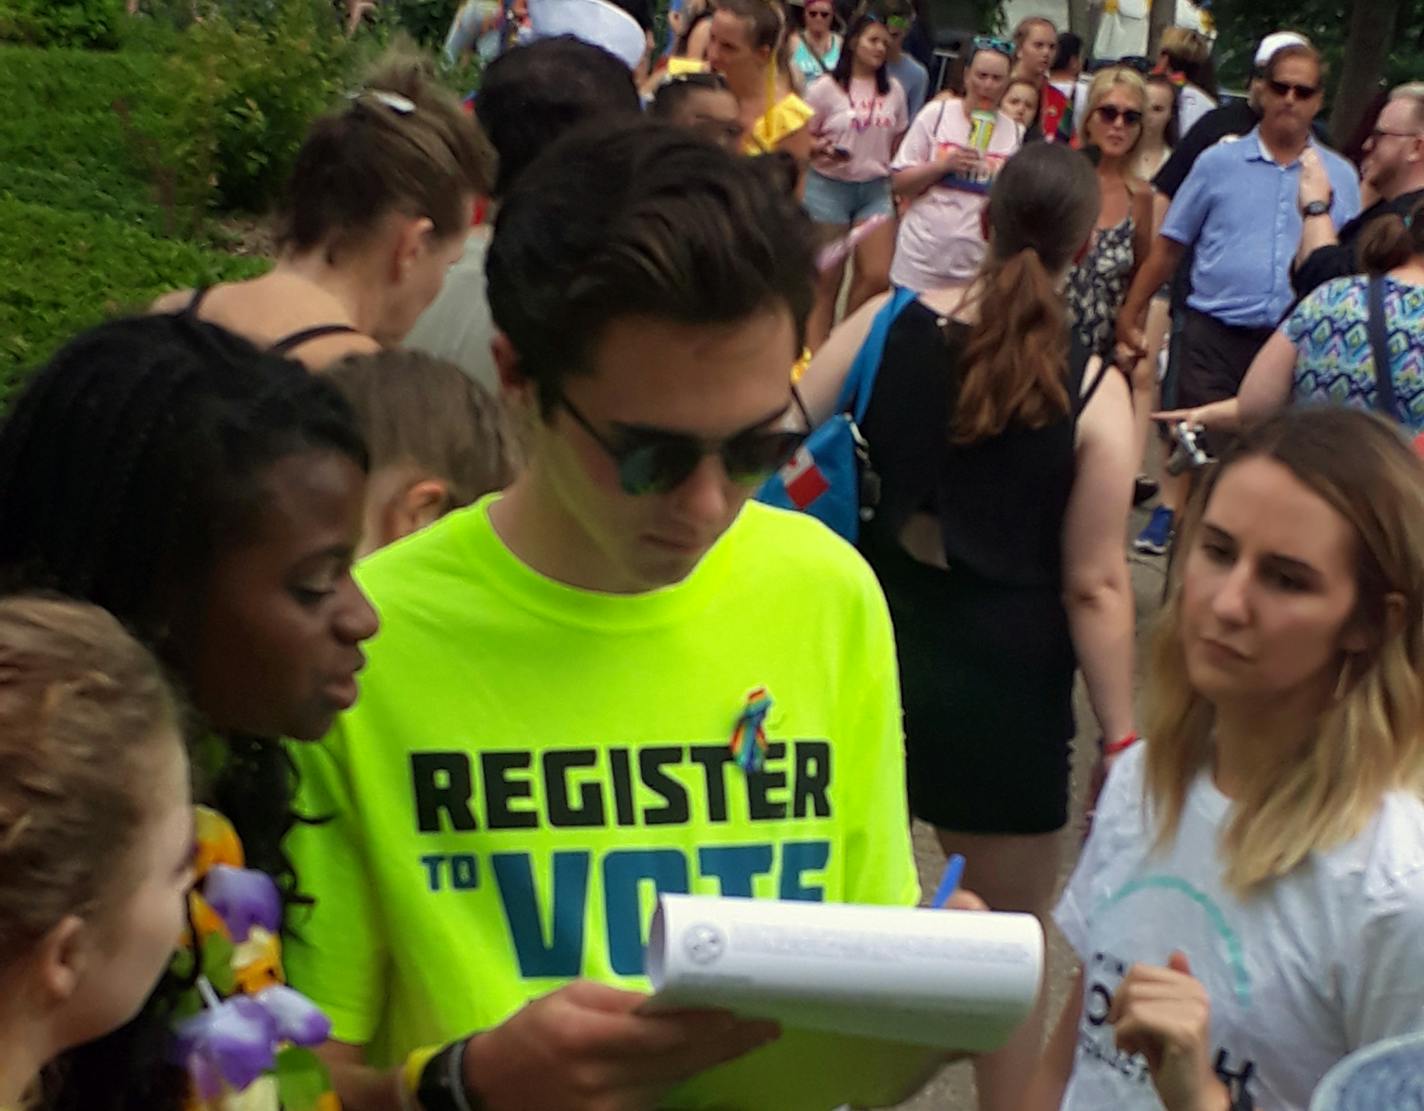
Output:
[931, 853, 966, 909]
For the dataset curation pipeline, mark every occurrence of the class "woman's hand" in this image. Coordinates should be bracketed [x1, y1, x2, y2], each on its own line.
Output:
[937, 147, 981, 175]
[1108, 952, 1231, 1111]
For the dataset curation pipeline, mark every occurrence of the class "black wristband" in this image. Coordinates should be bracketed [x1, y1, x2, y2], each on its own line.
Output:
[416, 1038, 482, 1111]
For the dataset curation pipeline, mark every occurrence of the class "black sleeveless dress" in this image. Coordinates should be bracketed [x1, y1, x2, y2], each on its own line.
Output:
[858, 300, 1108, 835]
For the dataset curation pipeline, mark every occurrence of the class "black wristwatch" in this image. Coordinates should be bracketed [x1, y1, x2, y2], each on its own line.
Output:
[1302, 199, 1332, 218]
[416, 1038, 485, 1111]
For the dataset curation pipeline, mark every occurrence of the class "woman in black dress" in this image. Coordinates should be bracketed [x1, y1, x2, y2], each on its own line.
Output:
[802, 142, 1137, 1111]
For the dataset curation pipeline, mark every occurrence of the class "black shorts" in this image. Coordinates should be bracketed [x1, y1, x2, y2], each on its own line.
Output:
[1177, 309, 1275, 411]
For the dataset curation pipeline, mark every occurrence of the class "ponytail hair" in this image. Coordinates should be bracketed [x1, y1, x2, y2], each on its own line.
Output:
[953, 144, 1100, 443]
[1359, 197, 1424, 275]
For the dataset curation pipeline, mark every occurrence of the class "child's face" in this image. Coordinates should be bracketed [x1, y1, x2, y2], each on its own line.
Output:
[1001, 83, 1038, 126]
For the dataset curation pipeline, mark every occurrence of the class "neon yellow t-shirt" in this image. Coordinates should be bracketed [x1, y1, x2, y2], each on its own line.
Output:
[284, 497, 921, 1109]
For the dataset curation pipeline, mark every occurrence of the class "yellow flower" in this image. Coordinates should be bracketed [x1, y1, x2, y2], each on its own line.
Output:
[194, 806, 245, 878]
[232, 927, 285, 993]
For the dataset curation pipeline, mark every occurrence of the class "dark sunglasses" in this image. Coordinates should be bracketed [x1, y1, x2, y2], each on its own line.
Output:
[972, 34, 1013, 57]
[1095, 105, 1143, 126]
[1267, 78, 1320, 100]
[559, 390, 812, 496]
[805, 7, 833, 16]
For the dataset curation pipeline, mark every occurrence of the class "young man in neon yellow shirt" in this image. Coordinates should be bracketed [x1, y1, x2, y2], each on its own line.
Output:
[285, 120, 923, 1111]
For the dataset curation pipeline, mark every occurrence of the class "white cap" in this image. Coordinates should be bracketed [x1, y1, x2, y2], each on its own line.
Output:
[1253, 30, 1310, 69]
[527, 0, 647, 70]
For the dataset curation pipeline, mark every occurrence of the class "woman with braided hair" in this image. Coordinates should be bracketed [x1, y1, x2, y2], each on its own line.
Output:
[152, 52, 492, 369]
[0, 313, 378, 1109]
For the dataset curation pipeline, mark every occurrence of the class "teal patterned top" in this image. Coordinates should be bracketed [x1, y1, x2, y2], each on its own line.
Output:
[1283, 274, 1424, 433]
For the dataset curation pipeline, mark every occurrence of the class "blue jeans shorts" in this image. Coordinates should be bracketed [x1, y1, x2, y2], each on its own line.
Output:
[803, 170, 894, 225]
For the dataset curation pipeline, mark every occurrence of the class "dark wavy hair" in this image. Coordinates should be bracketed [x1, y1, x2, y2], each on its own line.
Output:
[486, 119, 815, 416]
[0, 314, 367, 1111]
[830, 13, 891, 95]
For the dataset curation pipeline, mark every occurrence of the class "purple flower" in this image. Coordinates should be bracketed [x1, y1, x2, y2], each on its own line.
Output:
[253, 985, 332, 1047]
[173, 996, 279, 1098]
[203, 865, 282, 941]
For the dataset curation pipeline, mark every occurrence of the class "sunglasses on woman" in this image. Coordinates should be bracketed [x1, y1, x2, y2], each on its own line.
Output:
[972, 34, 1013, 57]
[559, 390, 812, 496]
[1267, 79, 1320, 101]
[805, 7, 833, 18]
[1095, 105, 1143, 126]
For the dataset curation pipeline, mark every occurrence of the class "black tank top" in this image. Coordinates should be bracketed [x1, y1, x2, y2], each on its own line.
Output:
[183, 287, 362, 355]
[860, 300, 1109, 589]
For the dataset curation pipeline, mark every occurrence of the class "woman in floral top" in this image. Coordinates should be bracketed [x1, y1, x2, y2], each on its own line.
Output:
[1157, 197, 1424, 438]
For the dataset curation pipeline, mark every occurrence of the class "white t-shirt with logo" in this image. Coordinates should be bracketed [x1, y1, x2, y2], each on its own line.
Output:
[888, 99, 1022, 292]
[1055, 743, 1424, 1111]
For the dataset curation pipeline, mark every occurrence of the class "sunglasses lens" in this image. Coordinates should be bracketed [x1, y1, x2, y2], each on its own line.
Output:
[618, 442, 701, 495]
[723, 431, 807, 485]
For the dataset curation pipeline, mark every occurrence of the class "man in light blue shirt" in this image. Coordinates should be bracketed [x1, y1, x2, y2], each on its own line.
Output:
[1120, 43, 1359, 347]
[1116, 40, 1358, 552]
[1160, 128, 1359, 330]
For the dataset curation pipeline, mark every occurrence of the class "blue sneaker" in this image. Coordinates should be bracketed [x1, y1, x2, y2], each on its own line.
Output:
[1134, 506, 1175, 555]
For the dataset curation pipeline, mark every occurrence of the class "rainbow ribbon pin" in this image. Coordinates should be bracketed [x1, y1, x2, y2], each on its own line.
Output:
[729, 687, 773, 774]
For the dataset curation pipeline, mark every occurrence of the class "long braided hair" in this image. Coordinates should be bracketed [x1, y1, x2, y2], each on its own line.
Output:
[0, 313, 367, 1111]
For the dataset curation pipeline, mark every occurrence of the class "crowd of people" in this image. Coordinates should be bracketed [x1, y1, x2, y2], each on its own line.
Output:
[4, 4, 1424, 1111]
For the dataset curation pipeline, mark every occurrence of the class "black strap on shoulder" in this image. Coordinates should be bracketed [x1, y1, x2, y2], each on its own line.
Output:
[270, 323, 362, 355]
[184, 286, 211, 317]
[1367, 275, 1399, 420]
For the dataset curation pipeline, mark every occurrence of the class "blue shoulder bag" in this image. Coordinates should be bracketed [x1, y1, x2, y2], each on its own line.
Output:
[756, 286, 917, 541]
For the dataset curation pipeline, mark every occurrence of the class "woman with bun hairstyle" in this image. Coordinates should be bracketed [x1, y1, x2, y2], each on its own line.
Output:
[153, 53, 492, 369]
[1158, 196, 1424, 438]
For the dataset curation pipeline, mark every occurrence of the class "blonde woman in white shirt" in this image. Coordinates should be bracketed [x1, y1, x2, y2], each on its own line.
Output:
[1026, 406, 1424, 1111]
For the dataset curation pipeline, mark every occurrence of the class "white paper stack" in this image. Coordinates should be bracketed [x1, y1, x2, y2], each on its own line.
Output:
[646, 894, 1044, 1054]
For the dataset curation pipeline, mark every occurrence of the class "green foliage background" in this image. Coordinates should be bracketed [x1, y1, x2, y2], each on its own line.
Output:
[0, 44, 267, 402]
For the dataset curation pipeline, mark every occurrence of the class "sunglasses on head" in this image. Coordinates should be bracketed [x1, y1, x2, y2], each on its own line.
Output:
[1267, 78, 1320, 100]
[559, 390, 812, 496]
[665, 70, 729, 90]
[1095, 105, 1143, 126]
[972, 34, 1013, 57]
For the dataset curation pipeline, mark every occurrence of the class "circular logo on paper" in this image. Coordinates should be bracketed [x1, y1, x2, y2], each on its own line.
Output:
[682, 923, 726, 966]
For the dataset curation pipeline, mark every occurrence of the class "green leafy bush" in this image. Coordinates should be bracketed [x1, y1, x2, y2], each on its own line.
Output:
[0, 0, 126, 49]
[0, 44, 266, 398]
[0, 197, 266, 407]
[145, 0, 359, 218]
[373, 0, 453, 48]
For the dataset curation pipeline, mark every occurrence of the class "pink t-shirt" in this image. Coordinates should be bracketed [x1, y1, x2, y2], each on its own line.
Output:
[806, 74, 909, 182]
[889, 99, 1022, 292]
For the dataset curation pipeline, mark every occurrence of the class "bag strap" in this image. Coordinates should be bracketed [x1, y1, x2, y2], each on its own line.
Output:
[835, 286, 919, 423]
[1367, 275, 1399, 419]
